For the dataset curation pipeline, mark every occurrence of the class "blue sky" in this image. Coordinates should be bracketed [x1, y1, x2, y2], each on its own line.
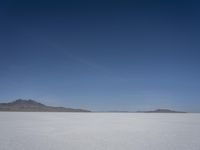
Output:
[0, 0, 200, 112]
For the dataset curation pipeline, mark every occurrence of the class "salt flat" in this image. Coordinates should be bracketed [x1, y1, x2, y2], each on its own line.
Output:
[0, 112, 200, 150]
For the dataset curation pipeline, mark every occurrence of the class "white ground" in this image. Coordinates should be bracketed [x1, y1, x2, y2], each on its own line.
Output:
[0, 112, 200, 150]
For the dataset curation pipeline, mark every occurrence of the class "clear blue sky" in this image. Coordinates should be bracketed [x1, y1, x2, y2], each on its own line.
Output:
[0, 0, 200, 112]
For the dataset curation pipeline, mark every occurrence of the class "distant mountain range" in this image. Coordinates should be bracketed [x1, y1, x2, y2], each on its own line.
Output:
[0, 99, 187, 113]
[0, 99, 90, 112]
[136, 109, 186, 113]
[96, 109, 187, 113]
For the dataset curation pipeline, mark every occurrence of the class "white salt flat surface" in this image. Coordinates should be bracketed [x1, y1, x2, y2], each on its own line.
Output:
[0, 112, 200, 150]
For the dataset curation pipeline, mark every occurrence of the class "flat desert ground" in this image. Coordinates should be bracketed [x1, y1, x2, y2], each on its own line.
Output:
[0, 112, 200, 150]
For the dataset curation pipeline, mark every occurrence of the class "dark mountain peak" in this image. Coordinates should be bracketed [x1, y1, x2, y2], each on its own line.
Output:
[154, 109, 174, 112]
[10, 99, 45, 107]
[0, 99, 90, 112]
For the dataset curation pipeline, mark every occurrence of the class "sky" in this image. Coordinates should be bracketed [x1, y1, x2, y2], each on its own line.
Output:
[0, 0, 200, 112]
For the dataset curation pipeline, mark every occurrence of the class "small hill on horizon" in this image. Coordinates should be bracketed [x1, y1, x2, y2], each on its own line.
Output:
[137, 109, 186, 113]
[0, 99, 90, 112]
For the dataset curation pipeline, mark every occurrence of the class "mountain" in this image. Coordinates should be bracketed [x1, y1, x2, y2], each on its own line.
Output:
[0, 99, 90, 112]
[137, 109, 186, 113]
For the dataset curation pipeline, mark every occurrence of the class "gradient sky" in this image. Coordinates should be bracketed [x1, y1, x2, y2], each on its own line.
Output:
[0, 0, 200, 112]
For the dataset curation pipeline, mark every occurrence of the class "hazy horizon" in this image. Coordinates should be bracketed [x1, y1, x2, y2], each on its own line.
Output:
[1, 0, 200, 112]
[0, 98, 190, 113]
